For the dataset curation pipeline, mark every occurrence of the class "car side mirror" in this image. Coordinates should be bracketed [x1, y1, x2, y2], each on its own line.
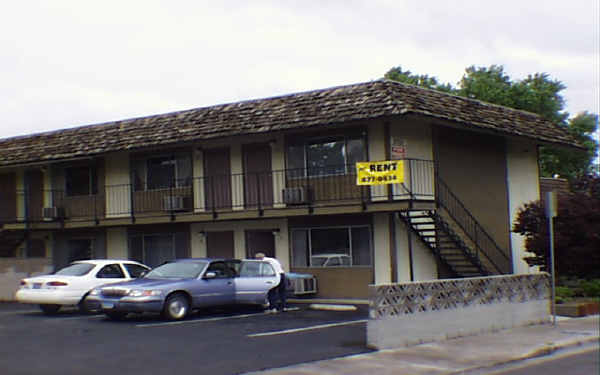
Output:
[204, 271, 217, 279]
[138, 271, 148, 278]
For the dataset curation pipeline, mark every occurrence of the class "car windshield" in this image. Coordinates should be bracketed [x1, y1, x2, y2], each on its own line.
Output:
[144, 261, 207, 279]
[55, 263, 95, 276]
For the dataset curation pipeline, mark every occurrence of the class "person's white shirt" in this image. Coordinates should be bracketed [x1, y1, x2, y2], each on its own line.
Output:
[263, 256, 284, 274]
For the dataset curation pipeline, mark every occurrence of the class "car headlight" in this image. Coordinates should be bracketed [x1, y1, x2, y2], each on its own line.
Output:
[128, 290, 162, 297]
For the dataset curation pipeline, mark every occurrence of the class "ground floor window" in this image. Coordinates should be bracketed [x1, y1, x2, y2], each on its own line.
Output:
[291, 225, 371, 267]
[67, 239, 93, 263]
[129, 232, 188, 268]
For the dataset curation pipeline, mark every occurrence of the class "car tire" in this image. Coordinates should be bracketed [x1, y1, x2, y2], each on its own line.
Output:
[39, 304, 61, 315]
[163, 293, 189, 320]
[105, 311, 127, 320]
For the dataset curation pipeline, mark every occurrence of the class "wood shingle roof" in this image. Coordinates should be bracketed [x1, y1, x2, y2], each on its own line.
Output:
[0, 80, 581, 167]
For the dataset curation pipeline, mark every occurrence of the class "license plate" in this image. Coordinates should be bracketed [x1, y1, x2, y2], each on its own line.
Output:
[33, 283, 42, 289]
[101, 302, 115, 309]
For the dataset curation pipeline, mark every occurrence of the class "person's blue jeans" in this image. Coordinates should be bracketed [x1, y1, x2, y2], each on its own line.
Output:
[268, 273, 287, 311]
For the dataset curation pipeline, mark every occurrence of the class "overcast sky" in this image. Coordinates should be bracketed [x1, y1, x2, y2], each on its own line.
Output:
[1, 0, 598, 140]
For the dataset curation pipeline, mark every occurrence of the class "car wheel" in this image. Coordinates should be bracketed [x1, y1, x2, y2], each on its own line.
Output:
[39, 304, 61, 315]
[163, 293, 189, 320]
[105, 311, 127, 320]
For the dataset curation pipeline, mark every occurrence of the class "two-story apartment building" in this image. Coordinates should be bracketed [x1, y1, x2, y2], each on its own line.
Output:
[0, 80, 580, 300]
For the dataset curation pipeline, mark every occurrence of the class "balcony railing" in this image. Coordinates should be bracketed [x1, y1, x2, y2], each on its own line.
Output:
[10, 159, 435, 222]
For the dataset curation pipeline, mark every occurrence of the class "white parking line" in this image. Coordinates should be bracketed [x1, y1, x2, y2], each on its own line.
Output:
[136, 307, 301, 328]
[247, 319, 368, 338]
[45, 314, 105, 321]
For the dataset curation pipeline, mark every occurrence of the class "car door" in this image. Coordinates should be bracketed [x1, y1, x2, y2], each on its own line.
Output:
[235, 260, 278, 304]
[89, 263, 128, 289]
[188, 261, 236, 308]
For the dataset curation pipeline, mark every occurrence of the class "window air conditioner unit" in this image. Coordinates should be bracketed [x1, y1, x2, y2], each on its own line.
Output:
[43, 207, 64, 220]
[163, 196, 185, 211]
[283, 187, 309, 204]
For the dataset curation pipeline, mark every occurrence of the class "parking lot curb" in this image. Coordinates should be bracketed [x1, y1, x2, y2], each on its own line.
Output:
[308, 303, 358, 311]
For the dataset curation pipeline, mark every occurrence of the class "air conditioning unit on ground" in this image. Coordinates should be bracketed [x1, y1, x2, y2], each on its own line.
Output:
[162, 196, 186, 211]
[288, 275, 317, 295]
[43, 207, 64, 220]
[283, 187, 310, 204]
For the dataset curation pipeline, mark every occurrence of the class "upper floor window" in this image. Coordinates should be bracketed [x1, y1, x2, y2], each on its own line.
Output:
[132, 154, 192, 191]
[65, 166, 97, 196]
[287, 135, 366, 178]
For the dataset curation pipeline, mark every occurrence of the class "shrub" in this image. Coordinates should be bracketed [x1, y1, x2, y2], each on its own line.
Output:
[580, 279, 600, 298]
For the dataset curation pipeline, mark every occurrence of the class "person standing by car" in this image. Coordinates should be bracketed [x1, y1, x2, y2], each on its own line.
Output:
[255, 252, 287, 312]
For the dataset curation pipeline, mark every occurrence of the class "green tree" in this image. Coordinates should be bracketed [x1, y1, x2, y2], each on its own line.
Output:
[384, 66, 454, 93]
[540, 112, 599, 179]
[384, 64, 598, 179]
[513, 175, 600, 279]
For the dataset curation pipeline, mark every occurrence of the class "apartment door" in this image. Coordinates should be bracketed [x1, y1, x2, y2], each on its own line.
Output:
[204, 148, 232, 210]
[245, 230, 275, 259]
[243, 144, 273, 208]
[206, 231, 234, 259]
[25, 170, 43, 221]
[0, 173, 16, 223]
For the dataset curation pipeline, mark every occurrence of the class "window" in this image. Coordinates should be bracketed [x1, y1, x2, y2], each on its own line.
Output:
[124, 263, 150, 278]
[96, 264, 125, 279]
[239, 261, 276, 277]
[287, 135, 366, 178]
[129, 232, 189, 268]
[55, 262, 95, 276]
[206, 261, 236, 278]
[65, 166, 97, 196]
[291, 226, 371, 268]
[132, 154, 192, 191]
[67, 239, 93, 263]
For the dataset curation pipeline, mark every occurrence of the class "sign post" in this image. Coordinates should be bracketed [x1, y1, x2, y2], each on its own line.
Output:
[545, 191, 557, 326]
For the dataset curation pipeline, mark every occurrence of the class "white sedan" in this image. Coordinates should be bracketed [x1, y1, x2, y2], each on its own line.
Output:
[15, 259, 150, 314]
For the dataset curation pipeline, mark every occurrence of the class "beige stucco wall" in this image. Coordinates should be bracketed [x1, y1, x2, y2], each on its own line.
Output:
[190, 218, 290, 271]
[0, 258, 53, 301]
[104, 152, 131, 217]
[389, 117, 434, 199]
[193, 148, 206, 212]
[373, 213, 392, 284]
[106, 227, 128, 259]
[394, 213, 437, 282]
[368, 122, 387, 201]
[230, 144, 244, 210]
[16, 170, 25, 219]
[389, 117, 434, 160]
[506, 140, 540, 274]
[271, 134, 285, 208]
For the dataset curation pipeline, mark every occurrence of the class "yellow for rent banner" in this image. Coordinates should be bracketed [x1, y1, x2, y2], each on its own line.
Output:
[356, 160, 404, 185]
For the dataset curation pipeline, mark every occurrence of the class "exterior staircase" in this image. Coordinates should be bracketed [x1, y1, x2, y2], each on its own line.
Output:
[399, 177, 512, 278]
[399, 210, 489, 277]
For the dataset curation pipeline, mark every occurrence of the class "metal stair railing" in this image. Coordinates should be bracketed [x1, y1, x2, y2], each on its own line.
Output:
[434, 177, 512, 274]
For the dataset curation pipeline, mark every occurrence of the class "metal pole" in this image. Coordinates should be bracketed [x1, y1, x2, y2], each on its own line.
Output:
[548, 214, 556, 326]
[545, 191, 557, 326]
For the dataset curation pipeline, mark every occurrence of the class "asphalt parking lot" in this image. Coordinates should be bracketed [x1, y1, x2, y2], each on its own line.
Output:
[0, 302, 371, 375]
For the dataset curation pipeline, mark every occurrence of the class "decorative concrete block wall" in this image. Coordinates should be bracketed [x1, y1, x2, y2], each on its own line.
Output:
[367, 274, 550, 349]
